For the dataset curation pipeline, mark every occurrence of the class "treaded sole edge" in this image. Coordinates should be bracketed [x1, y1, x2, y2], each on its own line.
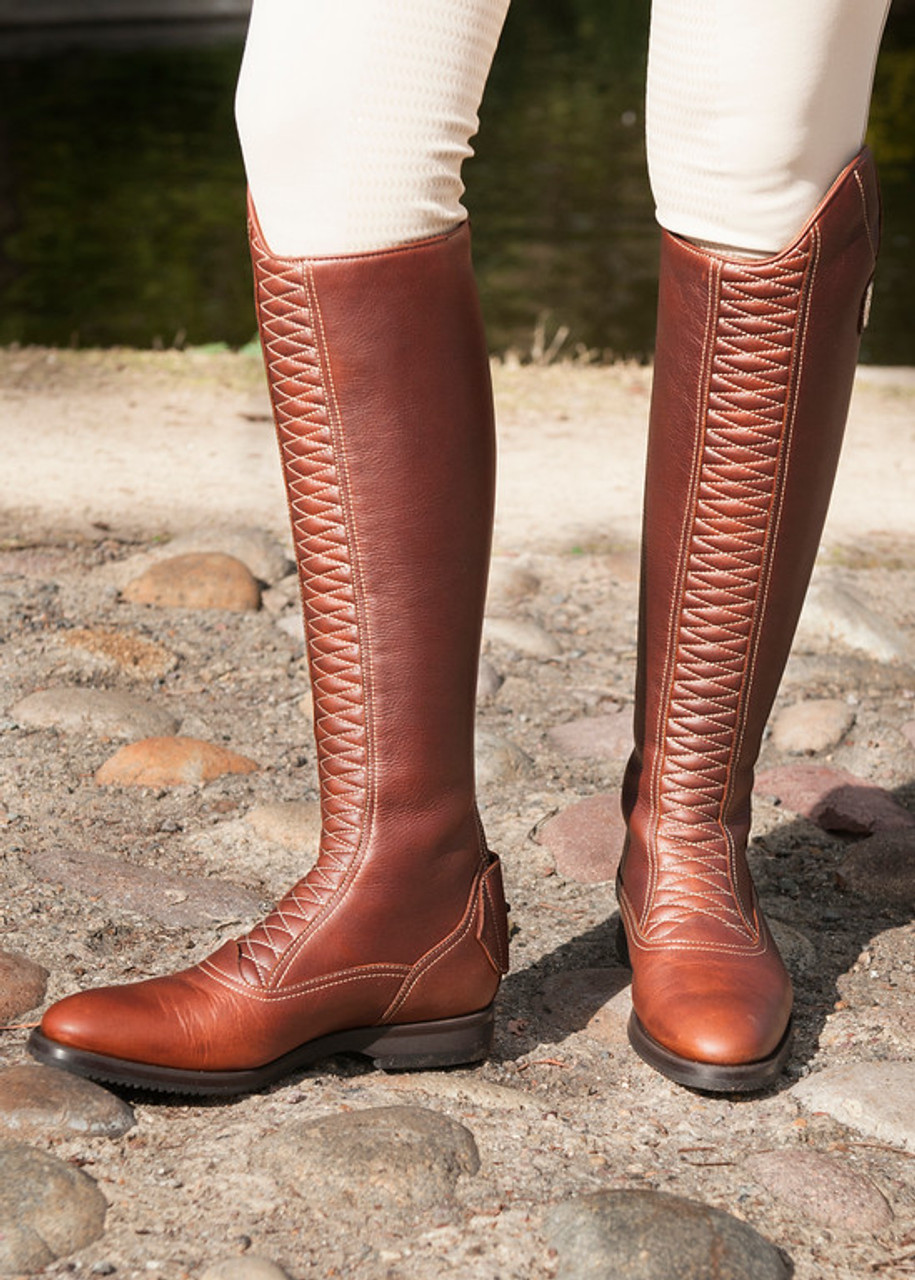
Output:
[26, 1005, 495, 1097]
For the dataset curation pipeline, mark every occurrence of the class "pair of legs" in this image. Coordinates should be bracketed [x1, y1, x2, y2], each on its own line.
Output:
[31, 0, 888, 1094]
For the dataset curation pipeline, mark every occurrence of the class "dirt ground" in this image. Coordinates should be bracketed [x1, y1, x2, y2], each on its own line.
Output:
[1, 347, 914, 1279]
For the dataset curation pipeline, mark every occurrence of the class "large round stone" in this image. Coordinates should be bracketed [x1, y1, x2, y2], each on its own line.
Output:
[11, 687, 178, 741]
[0, 1141, 107, 1273]
[122, 552, 260, 611]
[836, 831, 915, 906]
[546, 1189, 788, 1279]
[255, 1105, 479, 1216]
[0, 1065, 135, 1139]
[744, 1148, 892, 1231]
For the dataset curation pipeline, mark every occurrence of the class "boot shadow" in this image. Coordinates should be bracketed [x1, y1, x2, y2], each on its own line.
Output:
[494, 777, 914, 1095]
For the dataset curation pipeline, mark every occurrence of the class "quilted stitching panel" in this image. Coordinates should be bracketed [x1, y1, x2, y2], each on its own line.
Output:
[645, 246, 811, 945]
[234, 229, 367, 986]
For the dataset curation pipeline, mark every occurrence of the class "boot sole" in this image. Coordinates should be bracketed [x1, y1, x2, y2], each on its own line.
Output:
[616, 919, 792, 1093]
[27, 1005, 495, 1097]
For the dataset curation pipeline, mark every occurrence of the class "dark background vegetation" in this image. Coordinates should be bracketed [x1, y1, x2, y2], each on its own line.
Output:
[0, 0, 912, 360]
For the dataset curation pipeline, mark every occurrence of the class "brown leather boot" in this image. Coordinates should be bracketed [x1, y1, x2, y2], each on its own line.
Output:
[618, 148, 880, 1092]
[29, 215, 508, 1095]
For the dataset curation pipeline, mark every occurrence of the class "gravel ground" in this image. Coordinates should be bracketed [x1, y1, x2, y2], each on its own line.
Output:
[0, 348, 914, 1279]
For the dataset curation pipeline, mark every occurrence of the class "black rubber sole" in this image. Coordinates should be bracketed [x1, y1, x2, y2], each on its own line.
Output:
[627, 1009, 793, 1094]
[27, 1005, 495, 1097]
[615, 918, 792, 1093]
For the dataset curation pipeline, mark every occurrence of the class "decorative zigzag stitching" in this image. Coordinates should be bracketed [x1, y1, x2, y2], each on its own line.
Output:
[235, 237, 367, 985]
[646, 249, 810, 944]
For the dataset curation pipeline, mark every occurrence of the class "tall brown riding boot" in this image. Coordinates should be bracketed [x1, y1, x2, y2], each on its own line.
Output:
[29, 215, 509, 1095]
[618, 148, 880, 1092]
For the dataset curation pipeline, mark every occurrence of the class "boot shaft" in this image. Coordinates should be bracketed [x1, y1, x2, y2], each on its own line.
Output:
[623, 148, 880, 940]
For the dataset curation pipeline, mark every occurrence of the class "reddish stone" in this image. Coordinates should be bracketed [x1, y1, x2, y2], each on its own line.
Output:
[537, 793, 625, 883]
[95, 736, 259, 787]
[122, 552, 260, 612]
[547, 710, 632, 762]
[744, 1148, 892, 1231]
[0, 950, 48, 1021]
[61, 627, 177, 679]
[755, 764, 915, 835]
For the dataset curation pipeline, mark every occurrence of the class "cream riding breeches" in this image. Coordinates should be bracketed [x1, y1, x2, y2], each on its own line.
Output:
[235, 0, 891, 259]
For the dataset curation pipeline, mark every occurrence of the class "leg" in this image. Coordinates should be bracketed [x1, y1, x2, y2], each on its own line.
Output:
[31, 0, 511, 1095]
[619, 0, 888, 1091]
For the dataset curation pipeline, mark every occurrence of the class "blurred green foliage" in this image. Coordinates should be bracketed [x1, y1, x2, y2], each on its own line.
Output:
[0, 3, 911, 360]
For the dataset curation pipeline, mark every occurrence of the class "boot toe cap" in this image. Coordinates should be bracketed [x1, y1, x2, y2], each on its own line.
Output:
[631, 955, 793, 1068]
[38, 977, 215, 1069]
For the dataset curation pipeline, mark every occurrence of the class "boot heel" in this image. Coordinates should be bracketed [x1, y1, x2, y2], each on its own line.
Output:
[362, 1006, 495, 1070]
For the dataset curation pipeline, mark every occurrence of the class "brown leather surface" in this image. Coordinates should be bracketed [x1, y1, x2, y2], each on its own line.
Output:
[620, 149, 880, 1068]
[40, 218, 508, 1073]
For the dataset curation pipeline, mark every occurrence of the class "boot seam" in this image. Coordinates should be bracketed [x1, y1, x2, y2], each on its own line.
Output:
[644, 253, 720, 929]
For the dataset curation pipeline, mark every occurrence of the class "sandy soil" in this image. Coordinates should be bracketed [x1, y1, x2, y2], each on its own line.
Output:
[0, 348, 914, 1280]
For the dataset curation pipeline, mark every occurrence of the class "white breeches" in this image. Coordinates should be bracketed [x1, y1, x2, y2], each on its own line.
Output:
[235, 0, 890, 259]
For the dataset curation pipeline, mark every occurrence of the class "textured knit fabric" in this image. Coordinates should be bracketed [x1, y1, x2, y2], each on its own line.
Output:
[235, 0, 509, 256]
[236, 0, 888, 258]
[647, 0, 890, 252]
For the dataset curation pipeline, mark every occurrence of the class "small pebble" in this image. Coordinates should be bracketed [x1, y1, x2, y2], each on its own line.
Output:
[792, 1062, 915, 1153]
[122, 552, 260, 612]
[0, 1140, 107, 1274]
[260, 574, 300, 616]
[165, 527, 291, 584]
[10, 687, 178, 742]
[536, 794, 625, 883]
[546, 1188, 788, 1280]
[744, 1147, 892, 1231]
[485, 558, 541, 610]
[769, 699, 855, 755]
[199, 1259, 291, 1280]
[475, 728, 532, 786]
[0, 1065, 135, 1139]
[58, 628, 177, 680]
[476, 656, 503, 700]
[95, 736, 259, 787]
[0, 951, 48, 1022]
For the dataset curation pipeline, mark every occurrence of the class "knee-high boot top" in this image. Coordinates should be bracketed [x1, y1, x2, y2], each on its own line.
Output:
[618, 149, 880, 1092]
[30, 216, 509, 1095]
